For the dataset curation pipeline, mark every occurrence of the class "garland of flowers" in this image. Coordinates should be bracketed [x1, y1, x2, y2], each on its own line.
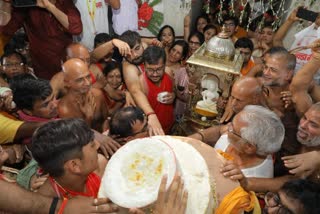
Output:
[138, 0, 164, 36]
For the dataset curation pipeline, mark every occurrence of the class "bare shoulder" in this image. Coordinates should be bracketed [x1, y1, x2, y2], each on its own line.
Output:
[50, 71, 64, 84]
[165, 66, 174, 79]
[91, 88, 104, 97]
[57, 98, 73, 118]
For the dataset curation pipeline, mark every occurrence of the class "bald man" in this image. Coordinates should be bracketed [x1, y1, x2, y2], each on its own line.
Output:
[220, 77, 266, 123]
[189, 77, 266, 146]
[58, 59, 108, 132]
[50, 43, 94, 98]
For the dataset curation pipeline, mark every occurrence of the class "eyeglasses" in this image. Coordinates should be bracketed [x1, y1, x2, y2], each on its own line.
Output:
[189, 41, 201, 46]
[264, 192, 294, 214]
[227, 123, 250, 144]
[2, 62, 24, 68]
[145, 66, 165, 74]
[224, 23, 235, 27]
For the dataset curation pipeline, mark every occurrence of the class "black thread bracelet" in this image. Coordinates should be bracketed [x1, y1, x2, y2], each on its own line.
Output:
[49, 197, 59, 214]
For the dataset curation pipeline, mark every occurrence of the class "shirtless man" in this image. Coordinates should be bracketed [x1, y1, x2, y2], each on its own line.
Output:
[119, 30, 164, 135]
[50, 40, 130, 98]
[58, 58, 108, 132]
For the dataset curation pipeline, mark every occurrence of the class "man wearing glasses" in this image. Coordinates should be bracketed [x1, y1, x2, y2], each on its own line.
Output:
[216, 105, 284, 178]
[139, 46, 175, 134]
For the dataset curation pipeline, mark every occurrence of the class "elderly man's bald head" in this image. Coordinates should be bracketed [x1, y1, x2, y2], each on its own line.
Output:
[66, 43, 91, 65]
[62, 59, 91, 93]
[231, 77, 263, 113]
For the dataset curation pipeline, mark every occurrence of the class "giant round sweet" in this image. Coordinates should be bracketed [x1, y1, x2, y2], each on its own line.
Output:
[98, 138, 177, 208]
[153, 136, 214, 214]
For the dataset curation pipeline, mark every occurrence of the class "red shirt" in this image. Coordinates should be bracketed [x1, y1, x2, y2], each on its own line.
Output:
[49, 172, 101, 199]
[144, 72, 174, 134]
[0, 0, 82, 79]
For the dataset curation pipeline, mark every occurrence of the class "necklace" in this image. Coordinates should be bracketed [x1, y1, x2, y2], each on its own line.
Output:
[86, 0, 97, 34]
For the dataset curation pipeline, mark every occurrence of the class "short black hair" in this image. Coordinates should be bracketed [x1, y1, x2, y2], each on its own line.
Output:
[94, 33, 112, 48]
[169, 40, 189, 61]
[157, 25, 175, 42]
[143, 46, 166, 65]
[188, 31, 205, 45]
[102, 61, 123, 80]
[110, 106, 145, 138]
[31, 119, 94, 177]
[235, 37, 254, 52]
[203, 24, 218, 35]
[280, 179, 320, 214]
[119, 30, 141, 49]
[221, 14, 239, 27]
[11, 75, 52, 111]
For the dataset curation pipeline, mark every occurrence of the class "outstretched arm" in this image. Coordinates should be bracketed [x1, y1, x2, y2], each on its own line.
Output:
[290, 40, 320, 116]
[123, 63, 164, 135]
[273, 8, 300, 47]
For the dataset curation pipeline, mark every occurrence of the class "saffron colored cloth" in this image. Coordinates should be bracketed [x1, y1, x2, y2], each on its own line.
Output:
[215, 186, 261, 214]
[0, 0, 82, 79]
[143, 72, 174, 134]
[49, 172, 101, 198]
[241, 59, 255, 76]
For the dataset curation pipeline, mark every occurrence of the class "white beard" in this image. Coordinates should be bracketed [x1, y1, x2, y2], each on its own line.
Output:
[298, 135, 320, 147]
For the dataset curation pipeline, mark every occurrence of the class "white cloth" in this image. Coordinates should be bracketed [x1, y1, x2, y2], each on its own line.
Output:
[290, 23, 320, 84]
[215, 134, 274, 178]
[74, 0, 110, 51]
[112, 0, 138, 35]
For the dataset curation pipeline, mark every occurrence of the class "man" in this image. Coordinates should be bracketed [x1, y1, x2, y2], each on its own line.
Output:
[223, 103, 320, 193]
[220, 77, 264, 124]
[139, 46, 175, 134]
[234, 37, 255, 76]
[216, 105, 284, 178]
[109, 106, 149, 144]
[0, 0, 82, 79]
[32, 118, 108, 199]
[119, 30, 164, 135]
[58, 58, 108, 132]
[74, 0, 120, 51]
[11, 76, 58, 122]
[51, 41, 130, 98]
[50, 43, 93, 99]
[220, 14, 239, 43]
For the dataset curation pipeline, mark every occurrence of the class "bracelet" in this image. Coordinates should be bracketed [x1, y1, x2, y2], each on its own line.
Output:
[57, 198, 68, 214]
[146, 112, 156, 117]
[49, 197, 59, 214]
[197, 130, 205, 142]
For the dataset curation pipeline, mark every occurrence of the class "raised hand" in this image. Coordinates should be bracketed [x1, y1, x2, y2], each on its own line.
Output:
[36, 0, 54, 9]
[112, 39, 131, 57]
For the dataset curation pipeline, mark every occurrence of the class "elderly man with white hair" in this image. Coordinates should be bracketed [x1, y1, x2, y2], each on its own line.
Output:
[215, 105, 284, 178]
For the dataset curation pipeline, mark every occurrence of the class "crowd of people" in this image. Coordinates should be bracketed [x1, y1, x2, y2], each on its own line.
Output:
[0, 0, 320, 213]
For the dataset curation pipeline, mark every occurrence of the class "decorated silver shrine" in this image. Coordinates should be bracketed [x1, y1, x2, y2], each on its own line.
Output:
[176, 27, 244, 135]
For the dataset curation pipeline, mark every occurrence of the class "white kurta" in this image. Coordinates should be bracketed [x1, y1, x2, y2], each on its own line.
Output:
[74, 0, 110, 51]
[112, 0, 138, 35]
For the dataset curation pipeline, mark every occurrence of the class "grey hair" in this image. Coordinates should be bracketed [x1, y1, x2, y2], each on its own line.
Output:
[265, 47, 296, 71]
[239, 105, 284, 156]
